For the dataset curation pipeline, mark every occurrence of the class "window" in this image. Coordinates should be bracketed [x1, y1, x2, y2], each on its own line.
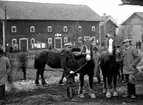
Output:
[91, 26, 96, 31]
[78, 37, 82, 42]
[12, 39, 18, 50]
[63, 26, 68, 32]
[78, 26, 82, 32]
[48, 38, 52, 44]
[12, 39, 17, 45]
[11, 26, 17, 32]
[92, 36, 96, 42]
[30, 26, 35, 32]
[30, 38, 35, 49]
[47, 26, 52, 32]
[64, 37, 68, 43]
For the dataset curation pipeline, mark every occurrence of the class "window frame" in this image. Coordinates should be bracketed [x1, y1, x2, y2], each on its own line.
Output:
[30, 26, 35, 32]
[47, 26, 52, 32]
[63, 26, 68, 32]
[91, 26, 96, 31]
[11, 26, 17, 32]
[78, 26, 82, 32]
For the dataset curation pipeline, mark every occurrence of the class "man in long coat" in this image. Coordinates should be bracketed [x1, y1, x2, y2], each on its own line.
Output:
[60, 42, 77, 85]
[122, 39, 141, 99]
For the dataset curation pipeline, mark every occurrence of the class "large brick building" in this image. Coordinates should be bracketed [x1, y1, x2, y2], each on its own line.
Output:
[0, 1, 100, 51]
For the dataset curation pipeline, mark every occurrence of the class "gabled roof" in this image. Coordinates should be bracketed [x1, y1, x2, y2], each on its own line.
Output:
[100, 15, 118, 27]
[121, 12, 143, 25]
[0, 0, 100, 21]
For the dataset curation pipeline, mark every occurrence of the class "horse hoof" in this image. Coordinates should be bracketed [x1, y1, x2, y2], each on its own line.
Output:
[106, 92, 111, 98]
[42, 83, 48, 86]
[103, 89, 107, 94]
[59, 81, 63, 85]
[79, 94, 85, 98]
[90, 93, 96, 99]
[113, 91, 118, 97]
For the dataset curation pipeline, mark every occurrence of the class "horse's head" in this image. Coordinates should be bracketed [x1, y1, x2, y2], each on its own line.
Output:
[80, 38, 94, 61]
[106, 34, 116, 55]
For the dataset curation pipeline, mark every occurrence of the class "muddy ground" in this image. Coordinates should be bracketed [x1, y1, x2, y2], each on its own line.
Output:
[3, 68, 143, 105]
[2, 51, 143, 105]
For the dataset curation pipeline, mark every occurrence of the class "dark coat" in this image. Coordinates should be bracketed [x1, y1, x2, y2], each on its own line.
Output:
[122, 46, 141, 75]
[60, 50, 78, 76]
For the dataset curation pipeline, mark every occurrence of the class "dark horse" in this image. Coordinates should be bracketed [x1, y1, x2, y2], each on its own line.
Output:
[34, 48, 81, 86]
[34, 49, 63, 85]
[72, 38, 96, 98]
[99, 34, 120, 98]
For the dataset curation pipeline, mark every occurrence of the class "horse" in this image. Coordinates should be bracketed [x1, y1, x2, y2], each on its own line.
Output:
[34, 49, 64, 85]
[71, 38, 96, 98]
[99, 34, 120, 98]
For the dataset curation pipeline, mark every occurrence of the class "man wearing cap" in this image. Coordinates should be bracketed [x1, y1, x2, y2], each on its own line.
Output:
[60, 42, 77, 85]
[0, 45, 11, 102]
[122, 39, 141, 98]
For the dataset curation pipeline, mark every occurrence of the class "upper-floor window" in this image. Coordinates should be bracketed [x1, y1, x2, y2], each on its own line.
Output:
[64, 37, 68, 43]
[78, 26, 82, 32]
[30, 26, 35, 32]
[47, 26, 52, 32]
[91, 26, 96, 31]
[11, 26, 17, 32]
[63, 26, 68, 32]
[78, 37, 82, 43]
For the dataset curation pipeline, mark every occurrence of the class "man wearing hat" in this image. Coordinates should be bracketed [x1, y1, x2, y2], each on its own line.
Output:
[0, 45, 11, 102]
[60, 42, 77, 85]
[122, 39, 141, 98]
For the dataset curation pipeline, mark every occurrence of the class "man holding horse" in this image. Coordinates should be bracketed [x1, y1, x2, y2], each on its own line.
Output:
[60, 42, 77, 85]
[122, 39, 141, 99]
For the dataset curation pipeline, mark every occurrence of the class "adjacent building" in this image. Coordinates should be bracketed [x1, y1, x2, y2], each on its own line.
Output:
[99, 14, 118, 46]
[120, 12, 143, 44]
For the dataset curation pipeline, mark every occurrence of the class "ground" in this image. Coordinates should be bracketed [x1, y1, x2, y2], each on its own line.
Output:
[2, 51, 143, 105]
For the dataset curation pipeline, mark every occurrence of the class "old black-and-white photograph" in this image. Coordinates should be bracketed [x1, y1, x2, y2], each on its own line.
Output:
[0, 0, 143, 105]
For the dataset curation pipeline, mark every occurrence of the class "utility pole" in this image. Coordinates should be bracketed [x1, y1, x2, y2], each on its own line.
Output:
[2, 5, 6, 52]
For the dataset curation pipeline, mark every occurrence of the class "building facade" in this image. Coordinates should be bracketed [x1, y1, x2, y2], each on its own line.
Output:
[0, 1, 100, 51]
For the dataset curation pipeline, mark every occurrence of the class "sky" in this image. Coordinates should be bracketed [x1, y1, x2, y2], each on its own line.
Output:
[5, 0, 143, 25]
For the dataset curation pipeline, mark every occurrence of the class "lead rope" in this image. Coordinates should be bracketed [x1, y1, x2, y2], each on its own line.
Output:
[67, 62, 88, 78]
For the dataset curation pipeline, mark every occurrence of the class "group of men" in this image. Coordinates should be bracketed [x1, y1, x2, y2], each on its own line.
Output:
[60, 38, 142, 99]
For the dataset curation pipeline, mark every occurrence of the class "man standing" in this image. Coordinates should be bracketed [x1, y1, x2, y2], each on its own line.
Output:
[60, 42, 77, 85]
[93, 46, 101, 84]
[0, 45, 11, 102]
[122, 39, 141, 99]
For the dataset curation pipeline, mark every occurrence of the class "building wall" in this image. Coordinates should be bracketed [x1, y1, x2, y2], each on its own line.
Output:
[5, 20, 99, 50]
[100, 20, 117, 46]
[120, 14, 143, 44]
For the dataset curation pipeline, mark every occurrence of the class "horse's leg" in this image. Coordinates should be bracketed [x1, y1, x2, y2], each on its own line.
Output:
[78, 74, 85, 98]
[59, 72, 65, 85]
[88, 74, 96, 98]
[22, 67, 26, 80]
[40, 68, 47, 85]
[112, 75, 118, 96]
[106, 76, 112, 98]
[102, 75, 107, 94]
[35, 69, 40, 85]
